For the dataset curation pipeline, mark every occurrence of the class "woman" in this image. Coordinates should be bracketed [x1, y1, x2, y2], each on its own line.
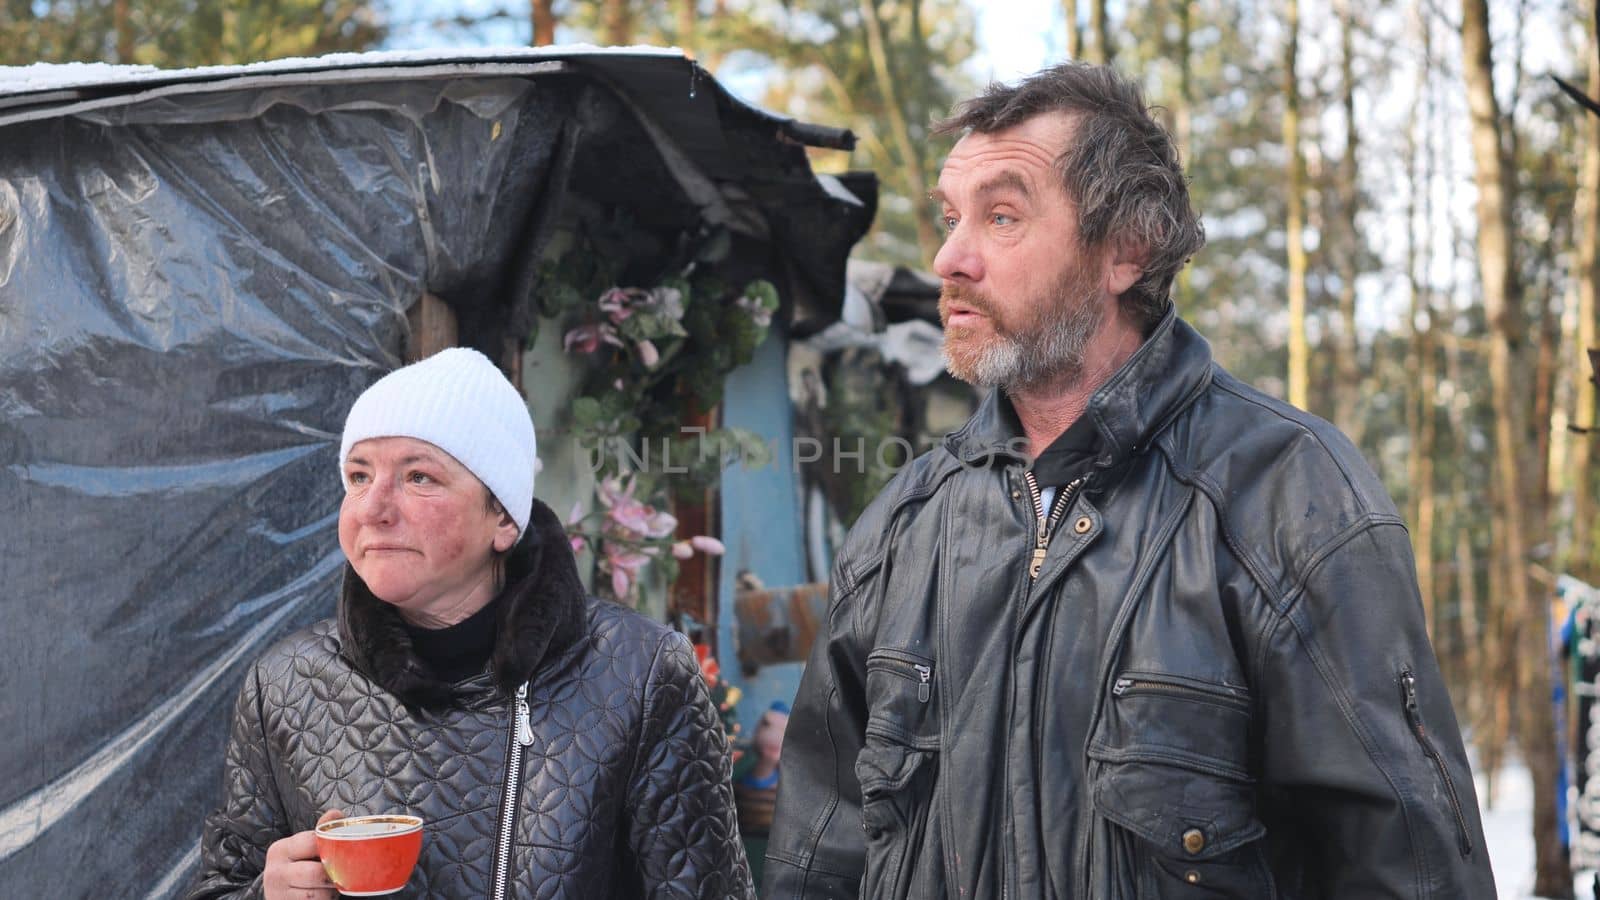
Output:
[188, 347, 751, 899]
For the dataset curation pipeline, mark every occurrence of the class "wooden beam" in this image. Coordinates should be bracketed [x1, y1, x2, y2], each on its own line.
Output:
[404, 292, 458, 363]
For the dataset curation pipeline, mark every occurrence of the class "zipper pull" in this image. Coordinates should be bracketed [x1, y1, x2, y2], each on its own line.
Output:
[515, 682, 534, 746]
[1029, 548, 1047, 580]
[1113, 677, 1132, 696]
[914, 664, 932, 702]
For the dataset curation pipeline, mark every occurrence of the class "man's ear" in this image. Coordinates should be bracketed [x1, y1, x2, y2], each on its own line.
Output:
[1105, 240, 1147, 297]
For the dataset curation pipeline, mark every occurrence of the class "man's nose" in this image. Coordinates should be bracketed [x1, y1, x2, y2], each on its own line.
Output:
[932, 222, 981, 283]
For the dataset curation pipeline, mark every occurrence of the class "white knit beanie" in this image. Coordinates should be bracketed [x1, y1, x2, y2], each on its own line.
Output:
[339, 347, 538, 536]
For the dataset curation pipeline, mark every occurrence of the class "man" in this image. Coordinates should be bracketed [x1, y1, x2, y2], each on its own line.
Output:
[765, 63, 1495, 899]
[189, 347, 752, 899]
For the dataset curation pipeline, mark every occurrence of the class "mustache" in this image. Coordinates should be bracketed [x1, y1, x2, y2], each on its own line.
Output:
[938, 283, 998, 318]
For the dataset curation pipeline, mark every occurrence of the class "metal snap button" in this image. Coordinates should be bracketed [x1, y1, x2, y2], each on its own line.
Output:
[1011, 489, 1022, 500]
[1185, 870, 1202, 884]
[1074, 516, 1092, 534]
[1182, 827, 1205, 854]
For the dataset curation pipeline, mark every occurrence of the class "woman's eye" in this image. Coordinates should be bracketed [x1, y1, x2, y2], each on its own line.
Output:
[941, 215, 958, 232]
[346, 472, 369, 485]
[992, 213, 1015, 226]
[408, 471, 434, 485]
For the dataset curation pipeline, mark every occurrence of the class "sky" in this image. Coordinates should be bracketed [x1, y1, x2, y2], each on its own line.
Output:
[383, 1, 1063, 89]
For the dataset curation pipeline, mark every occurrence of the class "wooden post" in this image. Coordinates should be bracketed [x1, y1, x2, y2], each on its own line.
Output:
[672, 405, 721, 648]
[404, 292, 458, 363]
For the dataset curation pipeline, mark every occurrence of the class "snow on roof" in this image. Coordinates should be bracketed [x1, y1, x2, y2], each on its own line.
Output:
[0, 44, 685, 98]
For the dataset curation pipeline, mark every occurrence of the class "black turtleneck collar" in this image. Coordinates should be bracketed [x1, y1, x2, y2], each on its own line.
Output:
[1028, 410, 1102, 488]
[338, 497, 590, 710]
[402, 592, 505, 684]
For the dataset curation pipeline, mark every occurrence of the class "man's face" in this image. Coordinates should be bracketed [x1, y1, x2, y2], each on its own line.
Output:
[338, 436, 518, 621]
[932, 111, 1110, 391]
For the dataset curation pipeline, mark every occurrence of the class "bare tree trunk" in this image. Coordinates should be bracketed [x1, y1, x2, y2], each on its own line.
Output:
[531, 0, 555, 46]
[1456, 526, 1482, 727]
[1063, 0, 1079, 60]
[603, 0, 632, 46]
[1572, 35, 1600, 580]
[1284, 0, 1308, 410]
[1091, 0, 1113, 64]
[1334, 0, 1363, 445]
[1172, 0, 1194, 308]
[1405, 0, 1438, 635]
[113, 0, 132, 63]
[859, 0, 941, 262]
[1460, 0, 1568, 891]
[677, 0, 695, 48]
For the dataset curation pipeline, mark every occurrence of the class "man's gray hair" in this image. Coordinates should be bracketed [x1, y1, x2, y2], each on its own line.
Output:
[934, 62, 1205, 329]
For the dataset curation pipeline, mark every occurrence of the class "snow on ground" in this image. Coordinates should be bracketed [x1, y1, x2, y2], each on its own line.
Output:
[1482, 763, 1595, 899]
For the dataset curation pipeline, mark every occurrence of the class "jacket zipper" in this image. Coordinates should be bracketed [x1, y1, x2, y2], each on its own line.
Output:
[490, 681, 535, 900]
[866, 653, 934, 702]
[1023, 472, 1087, 580]
[1112, 674, 1250, 712]
[1400, 669, 1472, 857]
[1003, 470, 1089, 900]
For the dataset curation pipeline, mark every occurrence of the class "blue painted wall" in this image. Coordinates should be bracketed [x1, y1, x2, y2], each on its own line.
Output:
[717, 328, 809, 741]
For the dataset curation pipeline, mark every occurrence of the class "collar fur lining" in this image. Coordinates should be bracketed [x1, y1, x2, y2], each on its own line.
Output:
[337, 497, 589, 709]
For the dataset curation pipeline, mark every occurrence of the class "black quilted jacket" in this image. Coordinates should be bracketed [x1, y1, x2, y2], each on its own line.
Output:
[188, 498, 752, 899]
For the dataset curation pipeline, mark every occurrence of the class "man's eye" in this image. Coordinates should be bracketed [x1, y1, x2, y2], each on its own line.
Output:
[408, 471, 433, 484]
[992, 213, 1016, 226]
[941, 215, 958, 232]
[346, 471, 368, 485]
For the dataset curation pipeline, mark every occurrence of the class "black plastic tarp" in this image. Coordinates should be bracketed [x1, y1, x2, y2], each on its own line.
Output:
[0, 49, 872, 896]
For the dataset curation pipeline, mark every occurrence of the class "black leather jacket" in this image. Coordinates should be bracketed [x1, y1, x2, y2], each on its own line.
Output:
[765, 312, 1495, 899]
[188, 499, 752, 899]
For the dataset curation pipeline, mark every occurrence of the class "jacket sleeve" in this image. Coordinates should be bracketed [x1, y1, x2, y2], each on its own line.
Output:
[1255, 521, 1497, 898]
[625, 630, 754, 899]
[762, 557, 874, 900]
[183, 664, 285, 900]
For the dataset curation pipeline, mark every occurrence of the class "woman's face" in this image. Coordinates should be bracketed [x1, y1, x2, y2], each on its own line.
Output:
[338, 436, 518, 625]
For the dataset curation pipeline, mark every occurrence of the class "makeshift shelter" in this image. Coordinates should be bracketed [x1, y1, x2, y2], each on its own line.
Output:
[0, 47, 873, 894]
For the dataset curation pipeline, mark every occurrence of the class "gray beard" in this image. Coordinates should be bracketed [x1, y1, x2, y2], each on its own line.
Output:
[952, 280, 1105, 393]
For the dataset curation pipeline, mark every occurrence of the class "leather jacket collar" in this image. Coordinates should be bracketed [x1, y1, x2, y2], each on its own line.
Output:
[336, 496, 589, 709]
[943, 307, 1215, 471]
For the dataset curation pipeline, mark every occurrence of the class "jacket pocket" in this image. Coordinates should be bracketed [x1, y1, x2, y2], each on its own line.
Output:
[1400, 667, 1474, 857]
[856, 647, 943, 899]
[1089, 672, 1273, 899]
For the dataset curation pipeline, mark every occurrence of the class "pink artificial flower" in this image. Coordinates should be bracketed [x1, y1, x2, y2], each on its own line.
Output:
[600, 287, 648, 325]
[689, 535, 726, 556]
[563, 322, 623, 354]
[672, 540, 694, 560]
[597, 476, 632, 509]
[603, 541, 652, 599]
[569, 535, 587, 555]
[611, 500, 677, 539]
[563, 324, 602, 354]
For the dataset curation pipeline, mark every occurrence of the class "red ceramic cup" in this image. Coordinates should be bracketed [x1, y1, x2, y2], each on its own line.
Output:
[314, 814, 424, 896]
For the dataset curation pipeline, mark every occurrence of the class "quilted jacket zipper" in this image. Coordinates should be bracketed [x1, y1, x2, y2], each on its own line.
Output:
[1401, 669, 1472, 857]
[490, 681, 535, 900]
